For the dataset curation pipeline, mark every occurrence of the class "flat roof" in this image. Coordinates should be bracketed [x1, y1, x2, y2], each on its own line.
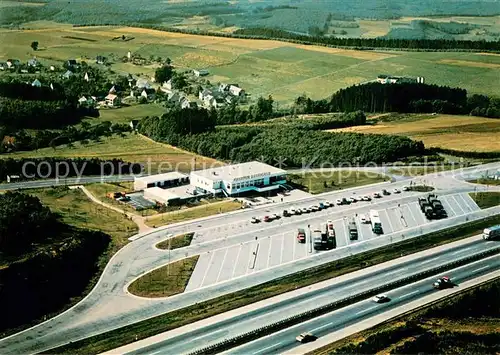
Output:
[135, 171, 188, 184]
[144, 186, 181, 201]
[191, 161, 286, 182]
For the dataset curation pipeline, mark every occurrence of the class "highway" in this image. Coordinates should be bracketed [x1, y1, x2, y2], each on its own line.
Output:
[231, 255, 500, 355]
[118, 238, 500, 355]
[0, 162, 499, 354]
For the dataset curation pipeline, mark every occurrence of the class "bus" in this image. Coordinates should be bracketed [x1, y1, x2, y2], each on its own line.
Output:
[369, 210, 383, 235]
[483, 225, 500, 240]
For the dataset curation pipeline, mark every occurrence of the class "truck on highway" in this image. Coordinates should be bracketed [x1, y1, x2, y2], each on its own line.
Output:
[348, 219, 358, 240]
[483, 225, 500, 240]
[369, 210, 383, 235]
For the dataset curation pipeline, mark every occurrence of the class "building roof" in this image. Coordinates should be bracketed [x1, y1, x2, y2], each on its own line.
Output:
[135, 171, 188, 185]
[144, 187, 181, 202]
[105, 93, 118, 100]
[191, 161, 286, 182]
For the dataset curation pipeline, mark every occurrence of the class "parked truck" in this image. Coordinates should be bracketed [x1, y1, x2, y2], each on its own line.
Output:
[419, 194, 447, 220]
[348, 219, 358, 240]
[369, 210, 383, 235]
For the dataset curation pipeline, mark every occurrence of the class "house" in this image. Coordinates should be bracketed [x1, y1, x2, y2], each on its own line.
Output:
[167, 91, 181, 103]
[0, 62, 5, 70]
[108, 85, 117, 94]
[27, 58, 40, 67]
[136, 78, 152, 89]
[181, 98, 197, 109]
[105, 94, 121, 108]
[84, 72, 90, 82]
[62, 70, 74, 79]
[214, 97, 226, 108]
[66, 59, 78, 69]
[31, 79, 42, 87]
[203, 94, 215, 107]
[193, 69, 209, 77]
[78, 96, 95, 108]
[219, 83, 229, 92]
[140, 89, 148, 99]
[199, 88, 213, 101]
[129, 120, 139, 130]
[229, 85, 244, 97]
[96, 55, 107, 65]
[6, 59, 21, 69]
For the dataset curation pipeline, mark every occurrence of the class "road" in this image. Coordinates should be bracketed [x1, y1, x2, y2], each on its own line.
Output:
[114, 238, 500, 355]
[0, 162, 499, 354]
[231, 255, 500, 355]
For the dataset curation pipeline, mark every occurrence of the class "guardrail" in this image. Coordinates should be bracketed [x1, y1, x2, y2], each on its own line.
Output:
[187, 246, 500, 355]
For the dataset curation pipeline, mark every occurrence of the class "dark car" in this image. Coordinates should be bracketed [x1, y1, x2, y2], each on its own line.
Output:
[296, 332, 317, 343]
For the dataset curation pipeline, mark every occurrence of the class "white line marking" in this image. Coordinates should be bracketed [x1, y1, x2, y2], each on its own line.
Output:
[310, 322, 333, 333]
[231, 245, 242, 278]
[473, 265, 490, 273]
[421, 257, 439, 264]
[442, 196, 459, 217]
[452, 247, 472, 255]
[252, 342, 283, 355]
[280, 233, 285, 265]
[200, 252, 215, 287]
[406, 203, 418, 225]
[149, 350, 163, 355]
[381, 209, 395, 233]
[452, 195, 467, 215]
[400, 290, 419, 298]
[266, 237, 273, 269]
[355, 306, 377, 315]
[215, 248, 229, 283]
[292, 230, 298, 260]
[387, 268, 407, 275]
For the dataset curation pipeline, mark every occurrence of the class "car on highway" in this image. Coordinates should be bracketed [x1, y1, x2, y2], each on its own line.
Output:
[373, 192, 381, 198]
[362, 195, 371, 201]
[372, 294, 390, 303]
[433, 276, 453, 289]
[251, 217, 260, 224]
[296, 332, 317, 343]
[393, 188, 401, 194]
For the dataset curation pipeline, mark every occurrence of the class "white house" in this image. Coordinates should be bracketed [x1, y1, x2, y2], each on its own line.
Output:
[190, 161, 287, 197]
[84, 72, 90, 82]
[136, 78, 152, 89]
[193, 69, 209, 77]
[229, 85, 244, 97]
[140, 89, 149, 99]
[31, 79, 42, 87]
[108, 85, 117, 94]
[62, 70, 73, 79]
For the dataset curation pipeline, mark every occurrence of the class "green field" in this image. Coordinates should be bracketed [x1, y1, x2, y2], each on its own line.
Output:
[6, 133, 221, 174]
[1, 25, 500, 105]
[156, 232, 194, 250]
[90, 104, 166, 125]
[470, 192, 500, 209]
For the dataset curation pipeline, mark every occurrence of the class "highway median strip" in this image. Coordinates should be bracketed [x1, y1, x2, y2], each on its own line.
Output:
[187, 246, 500, 355]
[46, 213, 500, 354]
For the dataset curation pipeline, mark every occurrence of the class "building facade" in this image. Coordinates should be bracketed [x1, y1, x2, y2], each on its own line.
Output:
[190, 161, 287, 196]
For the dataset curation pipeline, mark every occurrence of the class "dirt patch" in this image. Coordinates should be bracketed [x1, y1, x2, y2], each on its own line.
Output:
[438, 59, 500, 69]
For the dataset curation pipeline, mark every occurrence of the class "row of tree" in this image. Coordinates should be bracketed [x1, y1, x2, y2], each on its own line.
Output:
[0, 157, 142, 181]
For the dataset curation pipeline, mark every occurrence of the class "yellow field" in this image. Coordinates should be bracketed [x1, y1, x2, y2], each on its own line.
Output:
[333, 115, 500, 152]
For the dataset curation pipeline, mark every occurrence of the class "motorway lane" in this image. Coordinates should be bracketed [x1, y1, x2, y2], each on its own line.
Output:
[231, 255, 500, 355]
[122, 238, 500, 355]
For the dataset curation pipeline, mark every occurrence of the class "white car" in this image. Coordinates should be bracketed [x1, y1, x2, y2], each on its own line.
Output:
[325, 200, 334, 207]
[251, 217, 260, 223]
[403, 186, 410, 191]
[290, 208, 297, 215]
[336, 199, 342, 205]
[272, 213, 281, 220]
[372, 294, 390, 303]
[359, 214, 369, 224]
[349, 196, 357, 203]
[362, 195, 371, 201]
[310, 205, 320, 212]
[393, 188, 401, 194]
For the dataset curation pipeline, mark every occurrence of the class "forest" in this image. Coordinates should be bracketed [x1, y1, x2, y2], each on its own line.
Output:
[0, 192, 111, 332]
[138, 108, 425, 166]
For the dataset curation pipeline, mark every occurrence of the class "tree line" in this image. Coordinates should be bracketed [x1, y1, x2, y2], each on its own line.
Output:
[0, 157, 142, 181]
[0, 191, 110, 332]
[138, 109, 425, 166]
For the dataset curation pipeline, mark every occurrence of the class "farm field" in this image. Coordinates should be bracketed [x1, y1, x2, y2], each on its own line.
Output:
[6, 133, 222, 173]
[1, 25, 500, 104]
[90, 104, 166, 125]
[332, 114, 500, 152]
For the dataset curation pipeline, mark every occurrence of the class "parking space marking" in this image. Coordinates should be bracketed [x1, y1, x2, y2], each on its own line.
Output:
[451, 195, 467, 215]
[199, 251, 215, 287]
[231, 245, 243, 279]
[280, 233, 286, 264]
[441, 196, 459, 217]
[379, 209, 394, 234]
[462, 193, 480, 211]
[215, 248, 229, 283]
[403, 203, 418, 227]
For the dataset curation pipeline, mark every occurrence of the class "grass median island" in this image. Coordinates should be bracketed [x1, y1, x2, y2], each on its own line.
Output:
[310, 278, 500, 355]
[48, 213, 500, 354]
[128, 256, 199, 298]
[469, 178, 500, 186]
[288, 171, 389, 194]
[156, 233, 195, 250]
[145, 200, 243, 227]
[470, 192, 500, 209]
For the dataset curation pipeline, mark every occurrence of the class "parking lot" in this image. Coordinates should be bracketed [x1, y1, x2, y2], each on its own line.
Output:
[185, 192, 479, 291]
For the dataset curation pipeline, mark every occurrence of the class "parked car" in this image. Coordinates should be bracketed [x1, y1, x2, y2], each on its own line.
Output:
[372, 294, 390, 303]
[403, 186, 410, 191]
[272, 213, 280, 220]
[393, 188, 401, 194]
[263, 215, 272, 222]
[297, 228, 306, 243]
[349, 196, 357, 203]
[302, 207, 310, 214]
[296, 332, 317, 343]
[283, 210, 291, 217]
[336, 198, 343, 205]
[362, 195, 371, 201]
[325, 200, 334, 207]
[318, 202, 326, 209]
[382, 189, 391, 196]
[251, 217, 260, 224]
[310, 205, 320, 212]
[373, 192, 381, 198]
[356, 196, 364, 202]
[360, 214, 370, 224]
